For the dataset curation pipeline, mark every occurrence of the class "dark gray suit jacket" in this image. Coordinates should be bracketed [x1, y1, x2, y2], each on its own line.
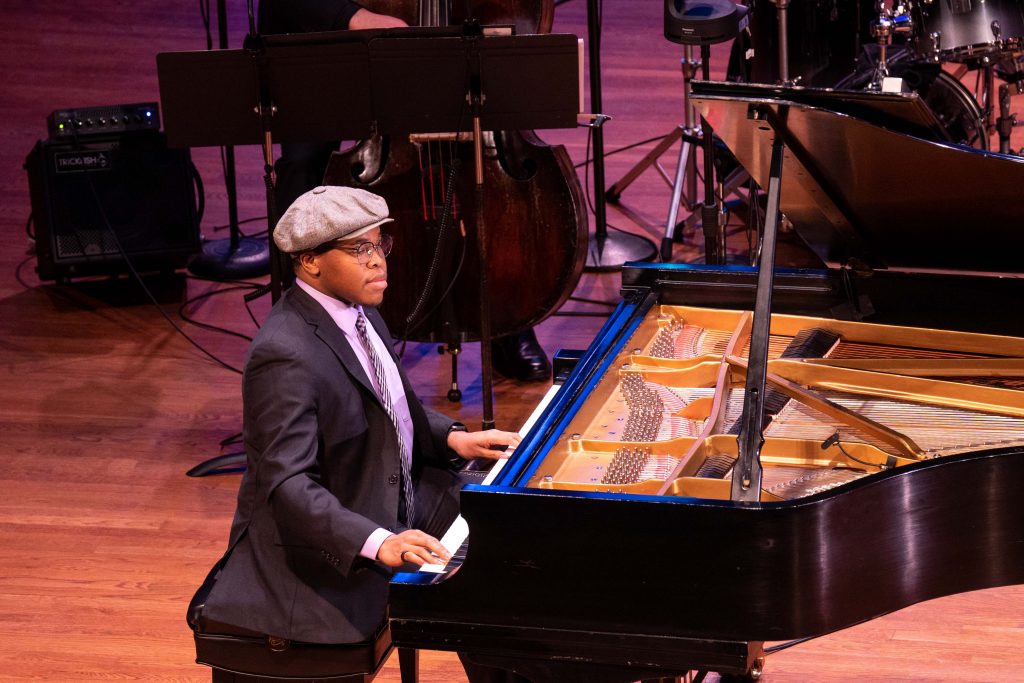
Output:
[201, 285, 461, 644]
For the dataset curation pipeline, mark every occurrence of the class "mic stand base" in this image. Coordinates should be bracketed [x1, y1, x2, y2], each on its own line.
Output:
[187, 237, 270, 280]
[584, 231, 657, 272]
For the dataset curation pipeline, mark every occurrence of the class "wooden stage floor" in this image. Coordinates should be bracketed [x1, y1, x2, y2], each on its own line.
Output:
[1, 1, 1022, 680]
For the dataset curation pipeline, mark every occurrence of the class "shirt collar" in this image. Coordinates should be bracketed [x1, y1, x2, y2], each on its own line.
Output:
[294, 277, 361, 337]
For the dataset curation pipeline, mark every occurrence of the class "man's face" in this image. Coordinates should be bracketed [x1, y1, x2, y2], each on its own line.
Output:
[298, 227, 388, 307]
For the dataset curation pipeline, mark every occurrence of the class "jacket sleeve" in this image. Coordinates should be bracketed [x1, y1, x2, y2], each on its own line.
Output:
[243, 335, 380, 577]
[259, 0, 363, 34]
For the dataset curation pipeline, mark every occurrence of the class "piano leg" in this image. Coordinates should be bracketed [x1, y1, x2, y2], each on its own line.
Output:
[398, 647, 419, 683]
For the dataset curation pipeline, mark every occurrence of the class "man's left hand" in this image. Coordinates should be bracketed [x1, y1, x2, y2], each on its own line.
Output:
[447, 429, 521, 460]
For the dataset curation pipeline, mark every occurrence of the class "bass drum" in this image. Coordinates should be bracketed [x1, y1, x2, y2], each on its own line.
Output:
[835, 61, 988, 150]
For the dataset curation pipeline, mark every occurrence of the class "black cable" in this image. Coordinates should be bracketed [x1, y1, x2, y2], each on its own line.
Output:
[68, 128, 245, 375]
[401, 231, 468, 344]
[552, 310, 610, 317]
[25, 212, 35, 240]
[823, 431, 888, 470]
[209, 214, 268, 235]
[243, 295, 262, 330]
[14, 255, 35, 290]
[178, 283, 260, 342]
[572, 133, 668, 168]
[568, 295, 616, 307]
[189, 160, 206, 226]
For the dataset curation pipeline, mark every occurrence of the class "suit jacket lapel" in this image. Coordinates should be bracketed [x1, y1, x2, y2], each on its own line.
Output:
[285, 287, 380, 402]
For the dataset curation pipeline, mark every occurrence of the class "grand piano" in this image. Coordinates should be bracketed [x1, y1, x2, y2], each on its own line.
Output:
[389, 82, 1024, 681]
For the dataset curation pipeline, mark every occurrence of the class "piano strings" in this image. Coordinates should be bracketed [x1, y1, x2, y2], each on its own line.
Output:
[529, 305, 1024, 502]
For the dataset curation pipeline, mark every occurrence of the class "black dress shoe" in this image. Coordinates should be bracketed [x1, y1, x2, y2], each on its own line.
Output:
[490, 328, 551, 382]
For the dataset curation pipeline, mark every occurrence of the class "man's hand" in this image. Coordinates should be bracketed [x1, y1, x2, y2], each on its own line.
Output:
[377, 529, 450, 568]
[348, 8, 408, 30]
[448, 429, 521, 461]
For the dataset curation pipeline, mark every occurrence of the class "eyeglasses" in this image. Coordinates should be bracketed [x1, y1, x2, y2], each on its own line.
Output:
[331, 233, 393, 264]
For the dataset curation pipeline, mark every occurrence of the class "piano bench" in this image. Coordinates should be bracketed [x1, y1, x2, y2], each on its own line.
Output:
[190, 615, 394, 682]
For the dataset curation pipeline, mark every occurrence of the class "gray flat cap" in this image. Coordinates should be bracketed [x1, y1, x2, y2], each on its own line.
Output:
[273, 186, 393, 253]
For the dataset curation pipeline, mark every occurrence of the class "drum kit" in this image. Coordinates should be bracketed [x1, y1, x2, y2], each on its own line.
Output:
[751, 0, 1024, 153]
[610, 1, 1024, 265]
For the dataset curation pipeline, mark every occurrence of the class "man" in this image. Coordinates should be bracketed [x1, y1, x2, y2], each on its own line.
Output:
[260, 0, 552, 382]
[197, 185, 521, 646]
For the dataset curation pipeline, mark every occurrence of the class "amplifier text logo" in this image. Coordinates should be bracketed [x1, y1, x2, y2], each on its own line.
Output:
[54, 151, 112, 174]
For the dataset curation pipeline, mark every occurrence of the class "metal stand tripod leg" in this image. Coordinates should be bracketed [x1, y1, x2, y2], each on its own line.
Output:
[606, 126, 685, 201]
[608, 48, 701, 213]
[661, 126, 700, 260]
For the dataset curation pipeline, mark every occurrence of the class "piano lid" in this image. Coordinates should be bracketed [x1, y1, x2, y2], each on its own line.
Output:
[690, 80, 1024, 276]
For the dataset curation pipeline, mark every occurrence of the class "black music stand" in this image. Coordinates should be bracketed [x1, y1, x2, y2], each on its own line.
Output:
[158, 33, 374, 302]
[158, 28, 580, 470]
[366, 28, 580, 430]
[186, 0, 267, 282]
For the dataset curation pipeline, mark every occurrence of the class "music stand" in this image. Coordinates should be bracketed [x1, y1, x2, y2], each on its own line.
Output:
[158, 27, 580, 453]
[367, 28, 580, 429]
[159, 34, 374, 300]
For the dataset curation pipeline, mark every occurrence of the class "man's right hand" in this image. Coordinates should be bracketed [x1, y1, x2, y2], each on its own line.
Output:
[348, 8, 408, 30]
[377, 529, 451, 568]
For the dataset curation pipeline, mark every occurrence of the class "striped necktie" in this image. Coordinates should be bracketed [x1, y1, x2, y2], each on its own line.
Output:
[355, 310, 414, 524]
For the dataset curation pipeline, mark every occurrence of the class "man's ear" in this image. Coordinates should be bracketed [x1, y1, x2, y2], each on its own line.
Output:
[297, 251, 320, 278]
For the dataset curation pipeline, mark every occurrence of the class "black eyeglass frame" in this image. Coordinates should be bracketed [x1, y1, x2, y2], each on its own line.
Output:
[319, 233, 394, 264]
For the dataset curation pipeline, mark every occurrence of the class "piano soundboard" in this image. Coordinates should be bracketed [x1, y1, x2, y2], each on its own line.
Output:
[517, 304, 1024, 501]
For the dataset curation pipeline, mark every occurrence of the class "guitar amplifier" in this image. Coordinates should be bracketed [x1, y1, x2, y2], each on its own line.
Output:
[47, 102, 160, 140]
[24, 132, 199, 282]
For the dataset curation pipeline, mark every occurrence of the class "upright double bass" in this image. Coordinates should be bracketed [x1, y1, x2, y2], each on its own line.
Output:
[323, 0, 587, 348]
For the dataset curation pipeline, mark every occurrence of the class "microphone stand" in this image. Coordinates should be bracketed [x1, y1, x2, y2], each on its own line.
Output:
[185, 10, 284, 478]
[584, 0, 656, 271]
[188, 0, 270, 281]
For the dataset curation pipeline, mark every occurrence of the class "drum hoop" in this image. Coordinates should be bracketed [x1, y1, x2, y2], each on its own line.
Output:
[932, 69, 983, 121]
[940, 38, 1024, 62]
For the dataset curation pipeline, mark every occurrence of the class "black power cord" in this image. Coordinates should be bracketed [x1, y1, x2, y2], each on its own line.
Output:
[65, 126, 246, 375]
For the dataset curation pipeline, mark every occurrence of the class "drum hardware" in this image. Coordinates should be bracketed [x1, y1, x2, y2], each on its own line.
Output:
[995, 61, 1024, 153]
[911, 0, 1024, 65]
[996, 80, 1019, 153]
[868, 0, 916, 91]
